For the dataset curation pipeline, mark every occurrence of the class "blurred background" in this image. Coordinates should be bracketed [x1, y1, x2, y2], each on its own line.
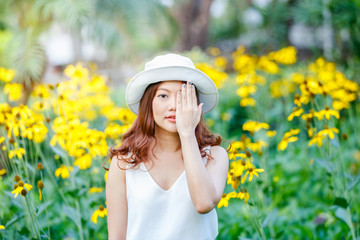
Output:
[1, 0, 359, 88]
[0, 0, 360, 239]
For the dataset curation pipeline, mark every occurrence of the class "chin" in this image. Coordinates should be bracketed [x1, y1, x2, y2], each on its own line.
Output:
[155, 123, 178, 134]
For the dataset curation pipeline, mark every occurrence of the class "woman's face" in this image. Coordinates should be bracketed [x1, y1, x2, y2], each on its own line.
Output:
[152, 81, 183, 134]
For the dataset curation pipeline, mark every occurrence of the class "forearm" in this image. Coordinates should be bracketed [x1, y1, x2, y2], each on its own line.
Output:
[180, 133, 218, 213]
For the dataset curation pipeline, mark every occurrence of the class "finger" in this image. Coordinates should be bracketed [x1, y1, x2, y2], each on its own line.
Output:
[177, 90, 181, 110]
[182, 83, 186, 108]
[192, 84, 197, 108]
[186, 81, 192, 106]
[196, 103, 204, 120]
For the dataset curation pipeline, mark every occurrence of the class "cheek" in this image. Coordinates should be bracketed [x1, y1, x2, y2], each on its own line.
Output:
[152, 99, 163, 117]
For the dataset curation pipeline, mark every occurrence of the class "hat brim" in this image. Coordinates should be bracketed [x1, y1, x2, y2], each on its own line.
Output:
[126, 66, 218, 115]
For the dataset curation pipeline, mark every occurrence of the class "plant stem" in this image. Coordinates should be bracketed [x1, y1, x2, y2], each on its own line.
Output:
[35, 143, 69, 205]
[41, 171, 51, 240]
[24, 195, 41, 239]
[20, 136, 30, 181]
[75, 200, 84, 240]
[347, 207, 356, 240]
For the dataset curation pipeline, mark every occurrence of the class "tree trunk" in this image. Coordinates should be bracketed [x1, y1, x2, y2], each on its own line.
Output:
[174, 0, 213, 51]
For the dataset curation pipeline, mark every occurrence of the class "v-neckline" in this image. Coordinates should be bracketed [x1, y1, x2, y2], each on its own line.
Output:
[141, 162, 185, 192]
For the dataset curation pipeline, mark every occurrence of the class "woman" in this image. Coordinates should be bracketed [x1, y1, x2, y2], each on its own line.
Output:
[106, 53, 229, 240]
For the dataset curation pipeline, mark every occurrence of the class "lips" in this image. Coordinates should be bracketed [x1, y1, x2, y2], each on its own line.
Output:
[166, 115, 176, 122]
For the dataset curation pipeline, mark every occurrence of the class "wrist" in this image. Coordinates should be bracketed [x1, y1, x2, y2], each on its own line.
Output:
[178, 131, 196, 139]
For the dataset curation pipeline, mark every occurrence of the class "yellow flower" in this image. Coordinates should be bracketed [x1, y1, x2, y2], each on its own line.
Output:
[237, 189, 250, 203]
[32, 84, 51, 99]
[236, 85, 257, 98]
[242, 166, 264, 182]
[233, 54, 256, 74]
[308, 127, 317, 137]
[37, 180, 44, 200]
[217, 192, 237, 208]
[8, 148, 26, 159]
[4, 83, 23, 101]
[291, 73, 305, 84]
[301, 110, 315, 122]
[288, 107, 304, 121]
[91, 205, 107, 224]
[214, 56, 228, 69]
[268, 46, 297, 65]
[104, 123, 129, 140]
[0, 67, 16, 82]
[294, 94, 301, 107]
[314, 106, 340, 120]
[304, 77, 322, 95]
[240, 97, 256, 107]
[0, 225, 4, 229]
[11, 183, 32, 198]
[32, 101, 50, 112]
[229, 153, 247, 161]
[236, 73, 265, 85]
[231, 159, 250, 177]
[243, 121, 270, 132]
[89, 187, 103, 193]
[228, 141, 247, 156]
[257, 56, 279, 74]
[0, 169, 7, 175]
[309, 134, 326, 147]
[227, 172, 241, 190]
[332, 100, 349, 111]
[196, 63, 228, 88]
[74, 154, 92, 170]
[55, 165, 73, 179]
[318, 126, 339, 139]
[267, 130, 277, 137]
[248, 140, 268, 152]
[104, 171, 108, 182]
[277, 129, 300, 151]
[64, 63, 89, 80]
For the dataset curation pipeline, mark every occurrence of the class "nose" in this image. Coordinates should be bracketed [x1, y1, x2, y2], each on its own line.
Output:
[168, 95, 176, 111]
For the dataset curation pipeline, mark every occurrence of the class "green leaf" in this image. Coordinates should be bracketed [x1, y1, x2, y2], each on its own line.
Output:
[62, 204, 79, 225]
[347, 176, 360, 191]
[262, 208, 278, 228]
[335, 207, 353, 231]
[36, 200, 53, 217]
[334, 197, 348, 208]
[5, 213, 25, 228]
[314, 158, 334, 173]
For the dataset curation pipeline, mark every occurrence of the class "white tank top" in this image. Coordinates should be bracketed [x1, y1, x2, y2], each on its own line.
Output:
[126, 146, 218, 240]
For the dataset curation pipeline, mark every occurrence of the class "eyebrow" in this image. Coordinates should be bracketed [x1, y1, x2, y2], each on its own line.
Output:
[157, 88, 170, 92]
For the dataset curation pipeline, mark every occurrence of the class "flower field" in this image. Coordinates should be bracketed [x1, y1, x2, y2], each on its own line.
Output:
[0, 46, 359, 239]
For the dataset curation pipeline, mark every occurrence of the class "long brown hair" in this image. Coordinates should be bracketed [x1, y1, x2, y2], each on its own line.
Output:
[107, 82, 222, 170]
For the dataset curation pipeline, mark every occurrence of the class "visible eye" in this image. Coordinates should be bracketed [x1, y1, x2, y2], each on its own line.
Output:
[158, 94, 167, 99]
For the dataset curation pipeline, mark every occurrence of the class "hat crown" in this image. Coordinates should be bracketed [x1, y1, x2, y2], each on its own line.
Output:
[145, 54, 195, 70]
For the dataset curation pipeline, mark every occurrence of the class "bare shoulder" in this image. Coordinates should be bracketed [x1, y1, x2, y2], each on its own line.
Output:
[209, 145, 228, 160]
[207, 145, 229, 169]
[108, 154, 128, 181]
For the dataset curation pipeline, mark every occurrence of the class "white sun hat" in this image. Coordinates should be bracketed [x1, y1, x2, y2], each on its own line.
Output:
[126, 53, 218, 115]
